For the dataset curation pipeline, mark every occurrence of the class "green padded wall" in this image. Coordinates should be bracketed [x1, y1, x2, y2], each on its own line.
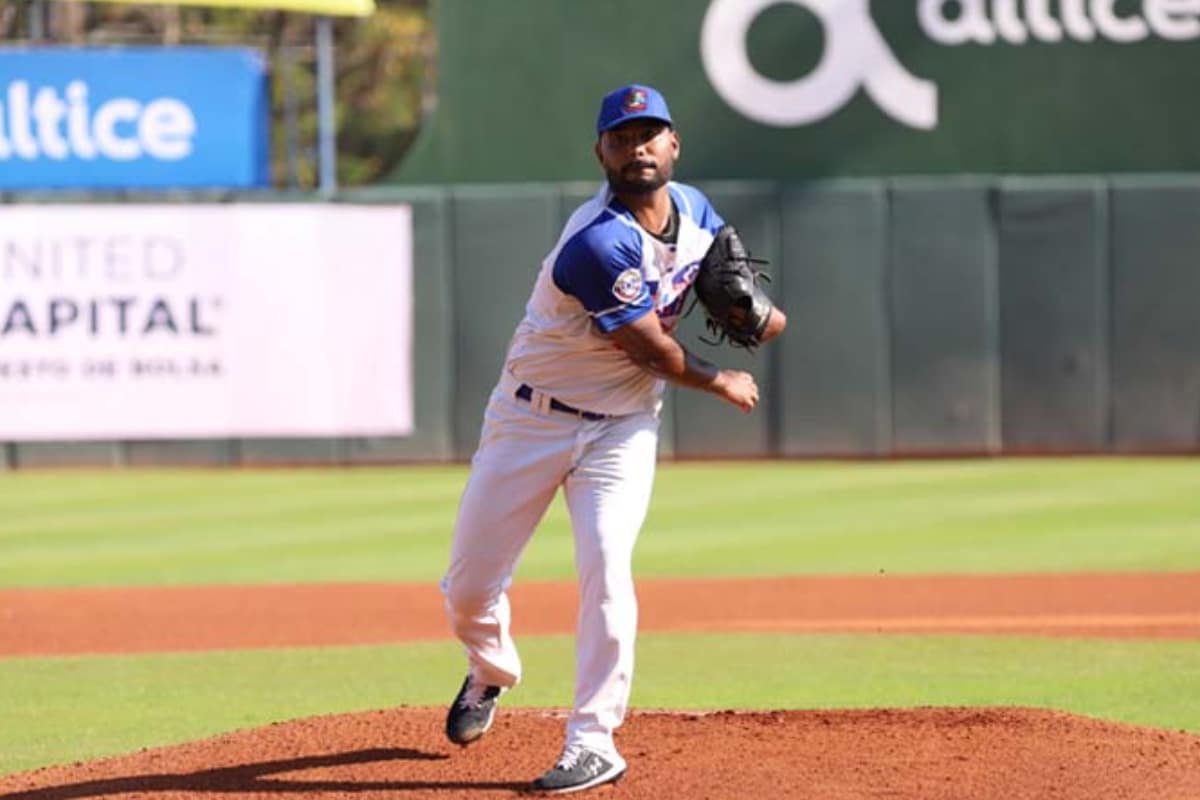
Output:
[1110, 179, 1200, 451]
[125, 440, 237, 467]
[888, 180, 1000, 454]
[342, 189, 456, 463]
[559, 183, 602, 221]
[11, 441, 121, 468]
[8, 177, 1200, 465]
[450, 186, 560, 459]
[778, 182, 890, 456]
[996, 180, 1108, 452]
[235, 438, 344, 466]
[671, 183, 779, 458]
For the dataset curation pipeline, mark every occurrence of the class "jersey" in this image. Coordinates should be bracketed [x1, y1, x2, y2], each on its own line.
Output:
[503, 182, 725, 416]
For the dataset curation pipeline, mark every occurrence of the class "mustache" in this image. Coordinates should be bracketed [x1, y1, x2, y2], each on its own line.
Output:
[624, 159, 658, 171]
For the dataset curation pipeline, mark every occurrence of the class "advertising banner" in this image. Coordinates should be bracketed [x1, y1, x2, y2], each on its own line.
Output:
[0, 204, 413, 440]
[54, 0, 376, 16]
[0, 47, 269, 190]
[394, 0, 1200, 182]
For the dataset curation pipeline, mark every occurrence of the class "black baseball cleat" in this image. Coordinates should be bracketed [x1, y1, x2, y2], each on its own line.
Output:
[445, 674, 502, 746]
[531, 748, 626, 794]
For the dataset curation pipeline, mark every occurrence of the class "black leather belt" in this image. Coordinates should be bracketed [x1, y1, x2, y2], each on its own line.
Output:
[514, 383, 608, 421]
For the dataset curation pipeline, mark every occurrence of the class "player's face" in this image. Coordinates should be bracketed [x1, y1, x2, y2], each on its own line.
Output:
[596, 120, 679, 195]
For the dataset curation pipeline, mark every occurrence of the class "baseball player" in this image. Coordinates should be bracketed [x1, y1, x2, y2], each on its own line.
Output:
[441, 83, 787, 794]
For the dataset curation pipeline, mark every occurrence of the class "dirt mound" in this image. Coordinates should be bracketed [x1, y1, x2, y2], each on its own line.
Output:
[3, 706, 1199, 800]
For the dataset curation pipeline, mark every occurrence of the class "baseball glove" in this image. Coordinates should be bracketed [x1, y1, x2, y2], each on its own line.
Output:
[690, 224, 774, 350]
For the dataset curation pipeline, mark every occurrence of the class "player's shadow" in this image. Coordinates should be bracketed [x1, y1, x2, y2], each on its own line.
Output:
[0, 747, 530, 799]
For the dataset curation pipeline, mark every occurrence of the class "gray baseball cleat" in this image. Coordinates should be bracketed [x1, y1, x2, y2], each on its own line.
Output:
[444, 674, 501, 745]
[531, 748, 627, 794]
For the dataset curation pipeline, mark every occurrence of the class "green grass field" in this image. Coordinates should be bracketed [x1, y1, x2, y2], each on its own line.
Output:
[2, 458, 1199, 776]
[3, 458, 1199, 587]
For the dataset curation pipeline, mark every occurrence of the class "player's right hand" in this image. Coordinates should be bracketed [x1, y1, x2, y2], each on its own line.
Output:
[713, 369, 758, 413]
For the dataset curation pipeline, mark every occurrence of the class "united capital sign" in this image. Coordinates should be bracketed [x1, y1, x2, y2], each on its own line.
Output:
[0, 205, 414, 440]
[0, 47, 269, 190]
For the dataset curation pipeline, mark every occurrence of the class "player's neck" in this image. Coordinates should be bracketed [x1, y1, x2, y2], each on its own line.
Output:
[617, 188, 673, 237]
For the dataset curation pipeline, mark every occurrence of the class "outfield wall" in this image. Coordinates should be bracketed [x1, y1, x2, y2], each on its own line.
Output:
[392, 0, 1200, 183]
[2, 174, 1199, 467]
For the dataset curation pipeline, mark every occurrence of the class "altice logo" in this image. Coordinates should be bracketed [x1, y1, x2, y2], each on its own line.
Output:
[0, 79, 196, 161]
[701, 0, 938, 130]
[701, 0, 1200, 130]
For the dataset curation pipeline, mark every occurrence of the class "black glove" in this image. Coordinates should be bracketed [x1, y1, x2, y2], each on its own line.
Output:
[690, 225, 774, 350]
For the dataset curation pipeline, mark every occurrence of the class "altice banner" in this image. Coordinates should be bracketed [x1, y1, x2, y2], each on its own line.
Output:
[0, 205, 413, 440]
[0, 47, 269, 190]
[393, 0, 1200, 182]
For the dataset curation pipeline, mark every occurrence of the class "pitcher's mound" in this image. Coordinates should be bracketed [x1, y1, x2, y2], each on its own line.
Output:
[3, 707, 1199, 800]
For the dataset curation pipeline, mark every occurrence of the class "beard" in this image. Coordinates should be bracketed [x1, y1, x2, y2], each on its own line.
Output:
[605, 159, 673, 195]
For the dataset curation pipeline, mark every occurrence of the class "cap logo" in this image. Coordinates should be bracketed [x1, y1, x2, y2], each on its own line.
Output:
[623, 89, 648, 112]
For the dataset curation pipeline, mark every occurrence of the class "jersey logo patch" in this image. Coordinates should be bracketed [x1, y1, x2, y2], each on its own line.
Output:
[612, 268, 644, 303]
[673, 260, 701, 289]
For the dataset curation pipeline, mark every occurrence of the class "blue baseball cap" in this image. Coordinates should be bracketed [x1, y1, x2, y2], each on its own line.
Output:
[596, 84, 673, 135]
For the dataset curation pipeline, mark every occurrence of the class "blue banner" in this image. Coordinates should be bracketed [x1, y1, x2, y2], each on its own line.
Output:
[0, 47, 269, 190]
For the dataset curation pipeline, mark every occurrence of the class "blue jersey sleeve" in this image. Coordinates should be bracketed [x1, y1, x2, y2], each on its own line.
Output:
[670, 183, 725, 234]
[552, 223, 653, 333]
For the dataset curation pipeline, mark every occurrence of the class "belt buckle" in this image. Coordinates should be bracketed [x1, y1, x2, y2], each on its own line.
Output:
[516, 382, 605, 421]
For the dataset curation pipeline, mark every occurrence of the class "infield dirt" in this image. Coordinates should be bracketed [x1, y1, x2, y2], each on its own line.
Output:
[2, 572, 1199, 798]
[2, 706, 1199, 799]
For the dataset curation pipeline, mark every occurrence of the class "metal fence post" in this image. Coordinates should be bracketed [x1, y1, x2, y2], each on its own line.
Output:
[316, 16, 337, 196]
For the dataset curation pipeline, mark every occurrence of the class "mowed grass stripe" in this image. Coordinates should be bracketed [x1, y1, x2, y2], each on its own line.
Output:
[2, 459, 1199, 586]
[0, 467, 465, 585]
[643, 459, 1200, 576]
[1, 632, 1199, 776]
[0, 468, 465, 536]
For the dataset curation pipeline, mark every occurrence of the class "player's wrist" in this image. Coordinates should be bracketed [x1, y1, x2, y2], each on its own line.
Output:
[682, 350, 720, 388]
[708, 368, 736, 395]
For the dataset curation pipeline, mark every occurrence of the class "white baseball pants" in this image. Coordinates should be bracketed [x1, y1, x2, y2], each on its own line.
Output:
[441, 373, 659, 758]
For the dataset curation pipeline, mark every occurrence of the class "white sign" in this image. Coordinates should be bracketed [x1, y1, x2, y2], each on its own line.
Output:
[0, 204, 414, 440]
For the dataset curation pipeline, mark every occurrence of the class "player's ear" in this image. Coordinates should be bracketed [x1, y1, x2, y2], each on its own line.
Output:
[669, 129, 680, 159]
[594, 139, 604, 165]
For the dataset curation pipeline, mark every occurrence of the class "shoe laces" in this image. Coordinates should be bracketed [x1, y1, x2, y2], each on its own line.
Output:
[459, 680, 498, 709]
[554, 745, 586, 771]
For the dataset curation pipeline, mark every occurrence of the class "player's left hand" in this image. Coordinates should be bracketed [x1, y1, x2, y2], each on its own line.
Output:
[692, 225, 777, 350]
